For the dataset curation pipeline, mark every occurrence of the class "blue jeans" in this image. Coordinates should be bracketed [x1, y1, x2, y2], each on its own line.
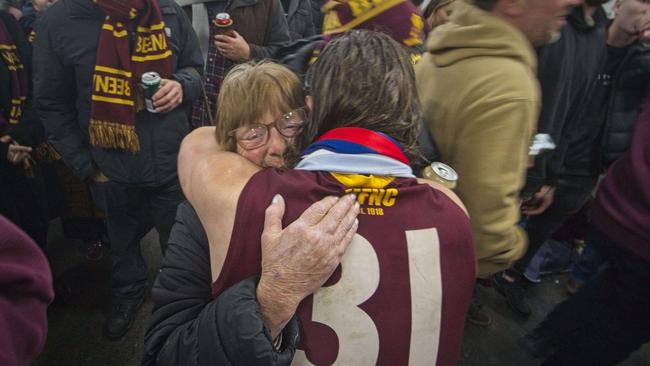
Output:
[523, 239, 574, 282]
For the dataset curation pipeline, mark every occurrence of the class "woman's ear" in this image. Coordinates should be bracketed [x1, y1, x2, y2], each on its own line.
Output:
[305, 95, 314, 112]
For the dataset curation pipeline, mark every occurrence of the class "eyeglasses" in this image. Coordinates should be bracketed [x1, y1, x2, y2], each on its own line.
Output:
[228, 108, 306, 150]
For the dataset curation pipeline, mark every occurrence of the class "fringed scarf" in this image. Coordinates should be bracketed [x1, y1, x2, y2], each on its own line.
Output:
[90, 0, 172, 153]
[0, 19, 28, 135]
[296, 127, 415, 178]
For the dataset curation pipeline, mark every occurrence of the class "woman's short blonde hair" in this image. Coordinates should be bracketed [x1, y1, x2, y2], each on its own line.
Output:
[214, 61, 305, 152]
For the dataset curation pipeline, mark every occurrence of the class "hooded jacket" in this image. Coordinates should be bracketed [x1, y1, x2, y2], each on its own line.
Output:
[33, 0, 203, 185]
[416, 0, 539, 277]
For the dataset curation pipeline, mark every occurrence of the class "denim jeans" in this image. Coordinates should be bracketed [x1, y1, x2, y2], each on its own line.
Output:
[523, 239, 574, 282]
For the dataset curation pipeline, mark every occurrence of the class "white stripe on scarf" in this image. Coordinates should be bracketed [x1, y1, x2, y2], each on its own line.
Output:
[295, 149, 415, 178]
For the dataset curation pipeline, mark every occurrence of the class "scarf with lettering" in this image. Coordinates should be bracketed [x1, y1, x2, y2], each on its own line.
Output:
[296, 127, 414, 178]
[90, 0, 172, 152]
[314, 0, 426, 64]
[0, 18, 28, 135]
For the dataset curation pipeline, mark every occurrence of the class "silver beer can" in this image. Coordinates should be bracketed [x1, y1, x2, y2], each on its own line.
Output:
[422, 162, 459, 190]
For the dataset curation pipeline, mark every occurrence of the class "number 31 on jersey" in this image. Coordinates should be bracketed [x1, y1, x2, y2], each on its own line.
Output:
[293, 228, 442, 365]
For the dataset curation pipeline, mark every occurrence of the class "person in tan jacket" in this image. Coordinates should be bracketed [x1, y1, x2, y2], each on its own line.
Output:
[416, 0, 580, 323]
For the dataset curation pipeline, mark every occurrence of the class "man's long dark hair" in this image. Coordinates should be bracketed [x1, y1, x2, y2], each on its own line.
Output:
[287, 30, 422, 167]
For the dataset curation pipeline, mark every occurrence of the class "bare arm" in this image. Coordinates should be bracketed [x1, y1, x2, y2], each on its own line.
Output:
[178, 127, 260, 281]
[178, 127, 360, 340]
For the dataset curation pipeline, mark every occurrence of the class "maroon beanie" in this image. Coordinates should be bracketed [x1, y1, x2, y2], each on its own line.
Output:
[320, 0, 427, 63]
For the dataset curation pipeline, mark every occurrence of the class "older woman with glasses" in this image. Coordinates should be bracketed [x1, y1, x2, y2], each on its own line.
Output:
[213, 61, 308, 169]
[143, 60, 359, 366]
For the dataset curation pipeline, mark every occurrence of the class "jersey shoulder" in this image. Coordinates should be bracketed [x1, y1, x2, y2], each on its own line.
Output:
[416, 178, 468, 216]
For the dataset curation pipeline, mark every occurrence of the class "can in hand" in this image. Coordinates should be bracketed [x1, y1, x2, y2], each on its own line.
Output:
[142, 71, 161, 113]
[422, 162, 458, 190]
[214, 13, 235, 37]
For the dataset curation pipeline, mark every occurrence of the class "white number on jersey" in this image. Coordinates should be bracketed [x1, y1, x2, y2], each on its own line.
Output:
[293, 228, 442, 365]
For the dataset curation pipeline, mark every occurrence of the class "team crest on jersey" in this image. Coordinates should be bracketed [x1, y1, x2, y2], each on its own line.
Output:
[331, 173, 398, 216]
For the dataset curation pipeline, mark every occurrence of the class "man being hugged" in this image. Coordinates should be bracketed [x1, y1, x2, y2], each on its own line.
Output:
[179, 31, 476, 366]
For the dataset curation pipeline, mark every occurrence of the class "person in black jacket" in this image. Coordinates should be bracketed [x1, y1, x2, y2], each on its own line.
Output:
[494, 0, 650, 316]
[490, 0, 610, 317]
[143, 196, 358, 366]
[520, 2, 609, 202]
[597, 1, 650, 168]
[564, 0, 650, 291]
[0, 8, 48, 249]
[33, 0, 203, 340]
[281, 0, 316, 41]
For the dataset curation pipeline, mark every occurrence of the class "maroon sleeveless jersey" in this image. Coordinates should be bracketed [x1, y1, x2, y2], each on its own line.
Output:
[212, 169, 476, 366]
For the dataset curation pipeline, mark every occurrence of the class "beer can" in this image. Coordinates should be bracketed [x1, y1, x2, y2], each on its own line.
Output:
[422, 162, 458, 190]
[142, 72, 161, 113]
[214, 13, 235, 37]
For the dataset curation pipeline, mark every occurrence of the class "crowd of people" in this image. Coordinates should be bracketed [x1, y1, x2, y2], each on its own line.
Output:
[0, 0, 649, 365]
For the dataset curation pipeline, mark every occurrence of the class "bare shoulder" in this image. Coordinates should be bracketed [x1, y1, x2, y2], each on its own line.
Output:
[178, 127, 260, 204]
[416, 178, 468, 217]
[178, 127, 262, 281]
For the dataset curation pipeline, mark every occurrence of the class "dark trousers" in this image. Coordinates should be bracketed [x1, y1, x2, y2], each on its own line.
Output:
[515, 176, 597, 272]
[571, 235, 608, 284]
[54, 160, 107, 242]
[0, 166, 49, 251]
[524, 228, 650, 366]
[90, 179, 184, 301]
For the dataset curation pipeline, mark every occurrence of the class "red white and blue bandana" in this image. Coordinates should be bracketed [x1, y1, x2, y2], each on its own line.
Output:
[297, 127, 414, 177]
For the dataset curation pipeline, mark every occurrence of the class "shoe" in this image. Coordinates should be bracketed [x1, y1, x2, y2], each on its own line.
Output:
[103, 296, 145, 340]
[566, 277, 583, 295]
[492, 272, 532, 317]
[522, 271, 542, 284]
[466, 299, 492, 327]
